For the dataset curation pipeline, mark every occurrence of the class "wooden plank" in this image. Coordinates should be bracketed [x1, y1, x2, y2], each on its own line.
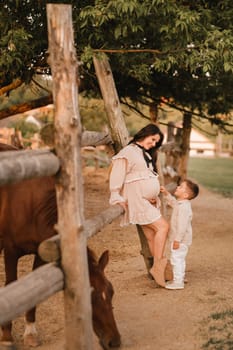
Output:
[0, 130, 111, 186]
[93, 56, 129, 152]
[0, 149, 59, 185]
[47, 4, 93, 349]
[39, 205, 124, 262]
[0, 263, 63, 325]
[40, 126, 113, 148]
[82, 130, 112, 147]
[93, 56, 152, 275]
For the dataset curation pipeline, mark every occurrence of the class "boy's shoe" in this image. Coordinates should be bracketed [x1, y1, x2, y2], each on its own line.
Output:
[165, 281, 184, 290]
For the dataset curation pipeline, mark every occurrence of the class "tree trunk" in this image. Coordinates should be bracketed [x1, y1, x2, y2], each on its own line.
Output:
[149, 102, 159, 123]
[47, 4, 93, 349]
[93, 55, 129, 151]
[178, 112, 192, 180]
[136, 225, 153, 276]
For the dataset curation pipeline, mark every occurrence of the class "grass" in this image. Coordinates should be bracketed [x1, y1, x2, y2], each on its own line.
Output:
[188, 157, 233, 197]
[201, 310, 233, 350]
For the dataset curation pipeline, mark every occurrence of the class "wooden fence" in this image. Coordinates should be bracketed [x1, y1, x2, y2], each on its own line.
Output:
[0, 4, 124, 350]
[0, 3, 159, 349]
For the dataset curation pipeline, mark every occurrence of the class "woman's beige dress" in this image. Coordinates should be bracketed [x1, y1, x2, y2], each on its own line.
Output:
[109, 143, 161, 226]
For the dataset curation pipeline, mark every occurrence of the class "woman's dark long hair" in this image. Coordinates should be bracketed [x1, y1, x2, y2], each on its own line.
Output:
[129, 123, 164, 172]
[129, 123, 164, 148]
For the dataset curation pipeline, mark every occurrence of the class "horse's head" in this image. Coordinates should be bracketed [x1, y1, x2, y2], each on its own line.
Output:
[88, 248, 121, 349]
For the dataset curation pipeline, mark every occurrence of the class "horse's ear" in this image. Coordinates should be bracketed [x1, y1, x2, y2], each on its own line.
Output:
[98, 250, 109, 271]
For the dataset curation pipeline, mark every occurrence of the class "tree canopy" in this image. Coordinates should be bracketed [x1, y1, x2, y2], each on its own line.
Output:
[1, 0, 233, 133]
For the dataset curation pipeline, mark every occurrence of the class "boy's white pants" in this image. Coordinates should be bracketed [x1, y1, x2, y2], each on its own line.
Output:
[170, 243, 189, 283]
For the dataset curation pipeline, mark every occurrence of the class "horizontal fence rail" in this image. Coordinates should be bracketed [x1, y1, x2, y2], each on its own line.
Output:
[0, 263, 64, 325]
[0, 149, 60, 185]
[81, 130, 112, 147]
[0, 130, 112, 186]
[39, 205, 124, 262]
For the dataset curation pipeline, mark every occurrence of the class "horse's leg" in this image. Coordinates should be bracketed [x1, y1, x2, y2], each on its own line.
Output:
[23, 255, 44, 347]
[1, 250, 18, 350]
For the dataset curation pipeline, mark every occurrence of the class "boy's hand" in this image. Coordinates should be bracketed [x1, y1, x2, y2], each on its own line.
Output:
[172, 240, 180, 249]
[160, 186, 169, 195]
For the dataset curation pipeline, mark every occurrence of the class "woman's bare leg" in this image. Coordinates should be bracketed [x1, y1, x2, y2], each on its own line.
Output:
[141, 217, 169, 286]
[141, 216, 169, 260]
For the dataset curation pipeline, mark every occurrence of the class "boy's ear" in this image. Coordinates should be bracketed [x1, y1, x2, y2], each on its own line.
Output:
[184, 192, 189, 199]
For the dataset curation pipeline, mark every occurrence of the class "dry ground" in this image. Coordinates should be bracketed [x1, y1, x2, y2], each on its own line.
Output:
[1, 167, 233, 350]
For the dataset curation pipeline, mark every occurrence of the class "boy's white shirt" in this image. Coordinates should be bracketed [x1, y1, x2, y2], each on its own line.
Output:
[164, 193, 193, 246]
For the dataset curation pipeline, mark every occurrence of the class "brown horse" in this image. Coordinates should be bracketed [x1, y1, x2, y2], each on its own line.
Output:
[0, 143, 121, 350]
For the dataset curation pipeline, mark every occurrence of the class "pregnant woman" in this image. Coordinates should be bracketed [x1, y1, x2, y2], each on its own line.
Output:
[109, 124, 169, 287]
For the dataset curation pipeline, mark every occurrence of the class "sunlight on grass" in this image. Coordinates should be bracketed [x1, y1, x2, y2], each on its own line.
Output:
[188, 157, 233, 197]
[201, 309, 233, 350]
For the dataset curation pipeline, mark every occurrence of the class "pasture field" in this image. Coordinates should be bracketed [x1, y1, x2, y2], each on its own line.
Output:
[188, 157, 233, 197]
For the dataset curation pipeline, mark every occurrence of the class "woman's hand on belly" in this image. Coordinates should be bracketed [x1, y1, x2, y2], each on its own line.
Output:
[148, 198, 157, 205]
[147, 196, 161, 208]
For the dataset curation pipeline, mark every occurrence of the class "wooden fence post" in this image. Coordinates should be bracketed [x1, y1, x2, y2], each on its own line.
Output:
[47, 4, 93, 349]
[93, 55, 129, 151]
[94, 56, 154, 275]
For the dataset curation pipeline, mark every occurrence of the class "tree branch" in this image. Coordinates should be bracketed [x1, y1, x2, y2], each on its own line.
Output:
[0, 79, 23, 96]
[0, 95, 53, 120]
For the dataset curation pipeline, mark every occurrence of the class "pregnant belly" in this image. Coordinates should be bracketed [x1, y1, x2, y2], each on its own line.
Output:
[139, 177, 160, 200]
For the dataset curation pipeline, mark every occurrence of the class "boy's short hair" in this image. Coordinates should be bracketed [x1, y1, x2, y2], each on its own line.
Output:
[184, 179, 199, 199]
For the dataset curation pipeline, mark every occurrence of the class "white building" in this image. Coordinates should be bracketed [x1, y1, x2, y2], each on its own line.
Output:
[189, 129, 215, 157]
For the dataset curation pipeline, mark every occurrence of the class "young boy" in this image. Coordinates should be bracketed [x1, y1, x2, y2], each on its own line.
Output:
[160, 180, 199, 290]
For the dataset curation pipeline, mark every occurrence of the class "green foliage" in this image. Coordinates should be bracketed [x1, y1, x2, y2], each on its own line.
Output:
[77, 0, 233, 125]
[79, 96, 145, 133]
[0, 1, 48, 86]
[0, 76, 51, 110]
[10, 119, 39, 138]
[0, 28, 33, 84]
[81, 46, 95, 69]
[1, 0, 233, 133]
[79, 97, 108, 131]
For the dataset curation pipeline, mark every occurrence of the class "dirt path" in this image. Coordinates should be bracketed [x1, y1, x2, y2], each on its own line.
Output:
[1, 167, 233, 350]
